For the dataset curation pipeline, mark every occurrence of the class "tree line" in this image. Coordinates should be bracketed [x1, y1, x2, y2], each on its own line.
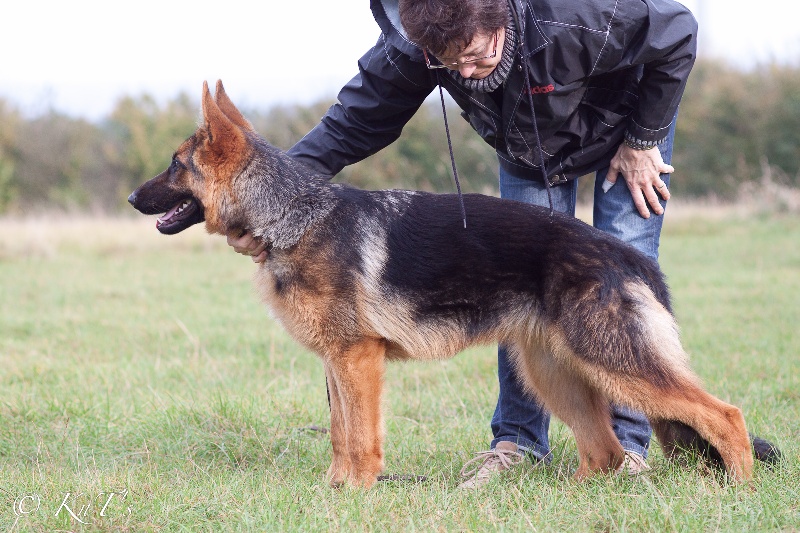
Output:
[0, 59, 798, 214]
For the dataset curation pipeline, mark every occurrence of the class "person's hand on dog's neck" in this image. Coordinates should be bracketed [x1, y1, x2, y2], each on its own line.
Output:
[227, 230, 269, 263]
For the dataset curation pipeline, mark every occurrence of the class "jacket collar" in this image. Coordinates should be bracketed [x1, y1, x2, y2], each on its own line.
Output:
[370, 0, 421, 56]
[512, 0, 551, 57]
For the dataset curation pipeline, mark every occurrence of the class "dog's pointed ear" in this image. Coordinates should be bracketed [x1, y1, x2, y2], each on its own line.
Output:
[200, 81, 247, 165]
[215, 80, 253, 131]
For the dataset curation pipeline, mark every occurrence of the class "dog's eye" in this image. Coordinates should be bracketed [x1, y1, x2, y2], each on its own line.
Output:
[171, 159, 185, 172]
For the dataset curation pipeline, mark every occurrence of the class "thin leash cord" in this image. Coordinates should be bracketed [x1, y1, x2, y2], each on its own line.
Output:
[435, 55, 552, 221]
[512, 4, 555, 216]
[520, 56, 554, 217]
[436, 70, 468, 229]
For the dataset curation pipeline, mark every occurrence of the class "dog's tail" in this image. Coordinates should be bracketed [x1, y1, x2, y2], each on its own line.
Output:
[653, 420, 781, 470]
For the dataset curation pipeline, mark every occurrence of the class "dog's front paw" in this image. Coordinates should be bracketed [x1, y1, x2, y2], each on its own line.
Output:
[326, 458, 351, 487]
[347, 470, 380, 488]
[345, 455, 384, 488]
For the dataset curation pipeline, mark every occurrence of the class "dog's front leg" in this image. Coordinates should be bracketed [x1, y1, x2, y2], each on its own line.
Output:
[324, 363, 350, 487]
[326, 338, 387, 488]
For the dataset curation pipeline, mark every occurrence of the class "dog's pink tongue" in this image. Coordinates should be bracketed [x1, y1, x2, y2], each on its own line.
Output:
[157, 204, 181, 224]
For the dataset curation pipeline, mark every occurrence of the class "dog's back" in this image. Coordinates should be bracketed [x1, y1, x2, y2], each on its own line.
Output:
[285, 188, 673, 366]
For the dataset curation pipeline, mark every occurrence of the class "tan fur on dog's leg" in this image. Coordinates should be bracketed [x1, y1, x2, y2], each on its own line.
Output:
[324, 364, 350, 486]
[642, 384, 753, 481]
[512, 344, 624, 479]
[581, 358, 755, 480]
[326, 338, 387, 488]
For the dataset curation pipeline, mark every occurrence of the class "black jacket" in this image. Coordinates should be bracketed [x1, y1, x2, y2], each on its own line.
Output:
[288, 0, 697, 185]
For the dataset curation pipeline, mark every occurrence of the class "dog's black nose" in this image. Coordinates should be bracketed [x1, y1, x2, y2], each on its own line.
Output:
[127, 191, 137, 206]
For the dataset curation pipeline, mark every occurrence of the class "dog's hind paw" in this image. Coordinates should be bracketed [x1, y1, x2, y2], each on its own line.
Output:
[751, 435, 781, 466]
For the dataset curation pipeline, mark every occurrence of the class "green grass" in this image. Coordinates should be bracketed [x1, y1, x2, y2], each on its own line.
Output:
[0, 212, 798, 531]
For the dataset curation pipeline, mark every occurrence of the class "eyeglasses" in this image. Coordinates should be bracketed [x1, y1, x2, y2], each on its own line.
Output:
[423, 32, 499, 70]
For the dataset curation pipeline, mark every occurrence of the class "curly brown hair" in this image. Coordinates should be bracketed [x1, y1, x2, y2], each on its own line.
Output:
[398, 0, 510, 56]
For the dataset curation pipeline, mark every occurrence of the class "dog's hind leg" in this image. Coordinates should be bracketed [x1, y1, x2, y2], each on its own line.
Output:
[637, 382, 754, 481]
[560, 342, 754, 481]
[324, 337, 387, 488]
[512, 343, 624, 479]
[572, 345, 754, 480]
[558, 280, 754, 481]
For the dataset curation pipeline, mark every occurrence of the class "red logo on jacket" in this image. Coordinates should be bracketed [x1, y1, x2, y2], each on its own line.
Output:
[530, 84, 555, 94]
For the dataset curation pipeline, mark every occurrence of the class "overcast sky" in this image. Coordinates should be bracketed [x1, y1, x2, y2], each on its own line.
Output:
[2, 0, 798, 120]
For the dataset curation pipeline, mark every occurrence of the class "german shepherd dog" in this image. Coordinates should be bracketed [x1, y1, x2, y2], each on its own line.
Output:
[129, 81, 779, 488]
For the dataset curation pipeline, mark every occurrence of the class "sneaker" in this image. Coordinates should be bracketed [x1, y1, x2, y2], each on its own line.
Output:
[616, 450, 651, 476]
[457, 441, 525, 489]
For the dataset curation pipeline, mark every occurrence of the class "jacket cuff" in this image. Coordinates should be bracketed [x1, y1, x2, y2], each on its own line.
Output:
[625, 116, 673, 149]
[623, 130, 667, 151]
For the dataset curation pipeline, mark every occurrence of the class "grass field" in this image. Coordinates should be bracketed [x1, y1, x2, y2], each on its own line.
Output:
[0, 209, 798, 531]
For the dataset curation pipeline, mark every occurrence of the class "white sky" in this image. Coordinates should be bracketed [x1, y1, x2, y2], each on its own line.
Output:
[2, 0, 799, 120]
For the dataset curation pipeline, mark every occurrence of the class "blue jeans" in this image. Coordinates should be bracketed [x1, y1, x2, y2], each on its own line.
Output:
[491, 129, 675, 461]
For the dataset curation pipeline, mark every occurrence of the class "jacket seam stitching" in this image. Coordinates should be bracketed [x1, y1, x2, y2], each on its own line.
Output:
[630, 117, 673, 133]
[498, 152, 540, 169]
[589, 0, 619, 76]
[382, 38, 425, 88]
[442, 77, 503, 120]
[537, 20, 607, 34]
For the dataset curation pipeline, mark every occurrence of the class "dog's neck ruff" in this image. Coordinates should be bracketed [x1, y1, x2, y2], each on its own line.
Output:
[239, 144, 338, 250]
